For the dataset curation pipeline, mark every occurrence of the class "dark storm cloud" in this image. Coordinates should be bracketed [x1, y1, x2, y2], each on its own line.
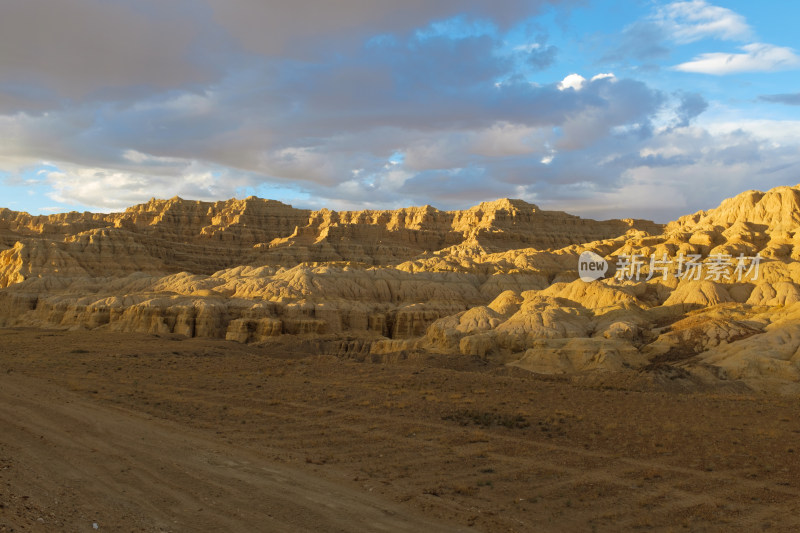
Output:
[0, 0, 223, 107]
[393, 167, 519, 206]
[206, 0, 572, 57]
[0, 0, 589, 167]
[3, 19, 664, 175]
[0, 0, 570, 110]
[263, 41, 662, 142]
[2, 0, 796, 223]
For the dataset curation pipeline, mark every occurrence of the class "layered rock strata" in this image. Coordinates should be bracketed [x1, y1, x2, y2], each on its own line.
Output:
[4, 187, 800, 390]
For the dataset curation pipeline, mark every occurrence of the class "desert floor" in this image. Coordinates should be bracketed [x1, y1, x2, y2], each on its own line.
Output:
[1, 328, 799, 532]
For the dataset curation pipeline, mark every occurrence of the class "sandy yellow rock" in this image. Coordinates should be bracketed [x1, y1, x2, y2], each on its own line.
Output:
[4, 186, 800, 389]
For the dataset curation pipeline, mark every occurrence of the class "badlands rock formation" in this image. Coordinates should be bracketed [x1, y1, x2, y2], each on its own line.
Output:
[3, 186, 800, 391]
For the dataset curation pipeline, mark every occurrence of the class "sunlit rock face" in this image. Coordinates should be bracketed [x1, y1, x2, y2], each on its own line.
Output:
[4, 185, 800, 391]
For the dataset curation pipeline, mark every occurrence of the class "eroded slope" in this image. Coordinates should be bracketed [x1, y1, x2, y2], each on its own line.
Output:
[4, 186, 800, 391]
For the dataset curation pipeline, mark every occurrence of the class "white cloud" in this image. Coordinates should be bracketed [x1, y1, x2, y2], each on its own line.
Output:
[122, 150, 185, 165]
[558, 73, 586, 91]
[513, 42, 542, 53]
[654, 0, 751, 44]
[558, 73, 615, 91]
[652, 2, 798, 76]
[42, 163, 250, 211]
[674, 43, 800, 74]
[704, 119, 800, 144]
[591, 73, 615, 82]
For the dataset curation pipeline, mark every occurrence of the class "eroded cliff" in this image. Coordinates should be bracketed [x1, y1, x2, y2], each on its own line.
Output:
[4, 187, 800, 391]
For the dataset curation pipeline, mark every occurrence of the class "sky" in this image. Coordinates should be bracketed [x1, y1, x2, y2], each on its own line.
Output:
[1, 0, 799, 222]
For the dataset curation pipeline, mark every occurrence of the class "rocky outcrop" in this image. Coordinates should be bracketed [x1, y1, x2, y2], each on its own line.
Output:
[5, 185, 800, 390]
[0, 196, 660, 280]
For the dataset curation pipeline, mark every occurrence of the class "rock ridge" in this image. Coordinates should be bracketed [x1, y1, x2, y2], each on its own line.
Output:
[4, 185, 800, 391]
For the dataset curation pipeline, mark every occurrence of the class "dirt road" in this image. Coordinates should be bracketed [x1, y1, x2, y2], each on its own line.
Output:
[2, 329, 800, 531]
[0, 373, 463, 532]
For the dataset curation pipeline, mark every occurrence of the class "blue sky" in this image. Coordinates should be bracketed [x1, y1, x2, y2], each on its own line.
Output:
[1, 0, 799, 221]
